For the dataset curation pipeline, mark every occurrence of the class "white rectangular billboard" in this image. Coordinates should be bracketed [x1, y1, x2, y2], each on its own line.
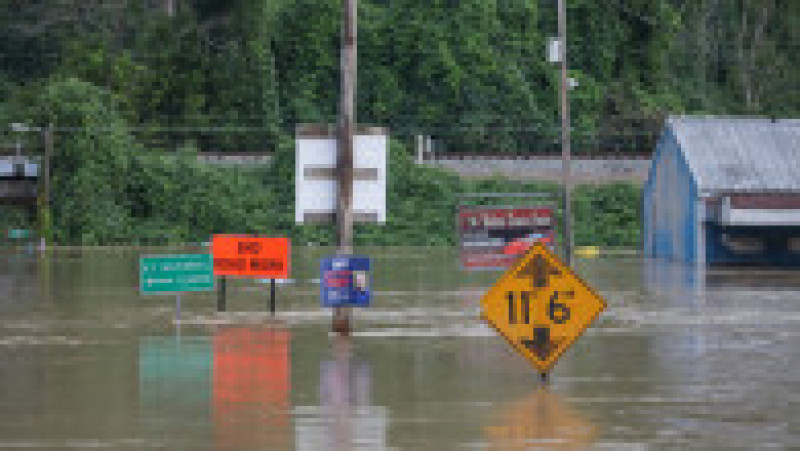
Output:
[295, 126, 387, 224]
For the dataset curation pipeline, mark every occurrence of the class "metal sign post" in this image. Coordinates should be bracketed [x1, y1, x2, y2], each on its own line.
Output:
[42, 124, 53, 250]
[270, 279, 276, 315]
[175, 293, 182, 338]
[557, 0, 573, 266]
[217, 276, 227, 312]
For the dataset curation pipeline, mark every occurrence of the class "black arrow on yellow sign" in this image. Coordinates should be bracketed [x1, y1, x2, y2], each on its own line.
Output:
[518, 255, 560, 289]
[521, 326, 560, 361]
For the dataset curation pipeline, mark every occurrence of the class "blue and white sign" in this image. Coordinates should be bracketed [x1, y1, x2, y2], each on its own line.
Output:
[320, 256, 371, 307]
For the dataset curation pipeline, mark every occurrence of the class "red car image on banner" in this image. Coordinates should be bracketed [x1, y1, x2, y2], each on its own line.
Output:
[502, 232, 554, 255]
[458, 206, 556, 270]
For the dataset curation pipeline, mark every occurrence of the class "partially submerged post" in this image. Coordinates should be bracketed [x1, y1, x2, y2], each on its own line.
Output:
[217, 276, 227, 312]
[41, 124, 53, 252]
[334, 0, 357, 336]
[270, 278, 276, 315]
[175, 293, 182, 338]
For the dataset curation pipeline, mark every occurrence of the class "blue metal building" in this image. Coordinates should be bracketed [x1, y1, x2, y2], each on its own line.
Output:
[644, 116, 800, 266]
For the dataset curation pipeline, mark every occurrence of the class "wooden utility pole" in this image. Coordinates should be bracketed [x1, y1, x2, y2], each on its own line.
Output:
[557, 0, 573, 266]
[334, 0, 357, 335]
[162, 0, 175, 17]
[42, 124, 53, 251]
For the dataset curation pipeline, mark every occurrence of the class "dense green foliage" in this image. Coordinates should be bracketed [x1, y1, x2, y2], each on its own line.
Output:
[12, 77, 282, 245]
[2, 1, 785, 246]
[1, 113, 641, 247]
[1, 1, 796, 152]
[0, 205, 34, 236]
[574, 182, 641, 247]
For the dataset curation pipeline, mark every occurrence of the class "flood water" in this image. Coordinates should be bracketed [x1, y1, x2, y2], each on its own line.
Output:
[0, 246, 797, 449]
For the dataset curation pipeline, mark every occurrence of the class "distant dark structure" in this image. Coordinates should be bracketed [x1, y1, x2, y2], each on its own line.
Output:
[0, 152, 39, 204]
[644, 116, 800, 266]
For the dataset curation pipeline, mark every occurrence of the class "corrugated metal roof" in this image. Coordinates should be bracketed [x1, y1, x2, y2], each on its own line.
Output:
[668, 116, 800, 193]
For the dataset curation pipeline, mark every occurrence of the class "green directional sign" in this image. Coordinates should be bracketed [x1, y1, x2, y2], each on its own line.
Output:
[140, 254, 215, 294]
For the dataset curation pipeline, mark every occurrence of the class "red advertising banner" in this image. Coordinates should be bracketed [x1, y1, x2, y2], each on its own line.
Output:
[458, 206, 556, 270]
[459, 207, 553, 231]
[212, 235, 290, 278]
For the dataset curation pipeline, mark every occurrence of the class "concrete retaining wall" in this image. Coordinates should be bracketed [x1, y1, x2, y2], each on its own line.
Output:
[420, 156, 651, 183]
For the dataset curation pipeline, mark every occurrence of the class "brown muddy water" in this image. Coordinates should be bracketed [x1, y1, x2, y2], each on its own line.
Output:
[0, 246, 797, 449]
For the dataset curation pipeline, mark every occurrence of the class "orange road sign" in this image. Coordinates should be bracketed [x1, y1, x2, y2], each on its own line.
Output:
[212, 235, 290, 278]
[480, 242, 606, 373]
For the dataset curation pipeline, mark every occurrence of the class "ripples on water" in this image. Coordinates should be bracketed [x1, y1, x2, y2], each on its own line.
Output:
[0, 249, 797, 448]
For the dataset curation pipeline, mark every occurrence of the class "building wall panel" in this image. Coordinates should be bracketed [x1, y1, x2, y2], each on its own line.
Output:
[644, 127, 699, 264]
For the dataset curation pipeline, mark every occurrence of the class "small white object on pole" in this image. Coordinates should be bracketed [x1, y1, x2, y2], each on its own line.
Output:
[547, 37, 562, 63]
[568, 77, 579, 90]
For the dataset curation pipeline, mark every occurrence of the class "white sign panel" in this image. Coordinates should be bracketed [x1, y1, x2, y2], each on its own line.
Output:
[295, 129, 387, 224]
[547, 37, 562, 63]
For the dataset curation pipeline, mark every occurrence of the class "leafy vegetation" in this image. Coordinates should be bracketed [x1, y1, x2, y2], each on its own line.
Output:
[1, 1, 796, 152]
[0, 206, 35, 237]
[1, 1, 786, 246]
[574, 182, 641, 247]
[2, 110, 641, 247]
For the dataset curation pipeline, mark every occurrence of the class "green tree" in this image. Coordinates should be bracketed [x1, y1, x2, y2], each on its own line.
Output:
[203, 0, 283, 150]
[29, 77, 135, 244]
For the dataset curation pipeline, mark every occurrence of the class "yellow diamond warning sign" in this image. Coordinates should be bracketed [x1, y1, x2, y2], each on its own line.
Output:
[480, 243, 607, 373]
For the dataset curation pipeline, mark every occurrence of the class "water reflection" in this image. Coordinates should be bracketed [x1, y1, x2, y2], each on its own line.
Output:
[295, 336, 388, 450]
[643, 259, 706, 306]
[213, 325, 291, 449]
[0, 253, 40, 311]
[138, 324, 291, 449]
[138, 336, 212, 443]
[1, 248, 795, 448]
[644, 257, 800, 300]
[641, 259, 797, 447]
[484, 388, 596, 449]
